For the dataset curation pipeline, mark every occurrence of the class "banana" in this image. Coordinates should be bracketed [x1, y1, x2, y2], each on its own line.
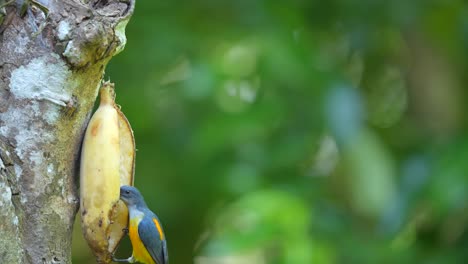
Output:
[80, 81, 135, 263]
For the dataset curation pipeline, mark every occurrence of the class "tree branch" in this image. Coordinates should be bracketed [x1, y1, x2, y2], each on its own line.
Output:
[0, 0, 135, 262]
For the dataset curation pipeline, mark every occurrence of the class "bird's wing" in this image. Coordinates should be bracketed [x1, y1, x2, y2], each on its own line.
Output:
[138, 214, 168, 264]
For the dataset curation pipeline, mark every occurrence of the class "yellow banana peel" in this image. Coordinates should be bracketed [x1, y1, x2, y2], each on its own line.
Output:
[80, 82, 135, 263]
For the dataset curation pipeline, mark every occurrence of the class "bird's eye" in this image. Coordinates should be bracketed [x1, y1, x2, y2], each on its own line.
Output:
[125, 190, 130, 194]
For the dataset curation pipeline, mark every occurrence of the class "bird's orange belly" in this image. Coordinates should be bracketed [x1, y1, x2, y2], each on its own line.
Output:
[129, 218, 155, 264]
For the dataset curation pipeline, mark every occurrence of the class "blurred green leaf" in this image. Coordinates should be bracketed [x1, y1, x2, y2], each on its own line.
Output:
[73, 1, 468, 263]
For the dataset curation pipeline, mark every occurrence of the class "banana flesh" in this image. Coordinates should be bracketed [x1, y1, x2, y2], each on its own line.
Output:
[80, 82, 135, 263]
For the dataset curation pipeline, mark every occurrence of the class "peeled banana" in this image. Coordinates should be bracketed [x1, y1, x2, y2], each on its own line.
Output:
[80, 81, 135, 263]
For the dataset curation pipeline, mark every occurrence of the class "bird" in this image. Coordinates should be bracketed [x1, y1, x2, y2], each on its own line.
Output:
[113, 185, 168, 264]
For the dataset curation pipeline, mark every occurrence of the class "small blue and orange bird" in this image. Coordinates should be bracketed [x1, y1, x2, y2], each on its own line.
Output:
[113, 186, 168, 264]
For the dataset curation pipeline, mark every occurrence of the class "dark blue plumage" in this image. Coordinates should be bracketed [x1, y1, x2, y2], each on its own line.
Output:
[138, 213, 169, 264]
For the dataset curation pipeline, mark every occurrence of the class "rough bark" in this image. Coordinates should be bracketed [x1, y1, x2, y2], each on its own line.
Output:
[0, 0, 134, 263]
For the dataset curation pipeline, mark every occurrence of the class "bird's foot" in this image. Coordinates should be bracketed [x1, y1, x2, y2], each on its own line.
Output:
[112, 255, 135, 263]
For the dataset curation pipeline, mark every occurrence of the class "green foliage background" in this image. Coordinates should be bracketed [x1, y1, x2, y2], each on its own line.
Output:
[73, 1, 468, 263]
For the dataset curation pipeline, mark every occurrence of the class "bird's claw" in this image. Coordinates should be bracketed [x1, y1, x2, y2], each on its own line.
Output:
[112, 255, 135, 263]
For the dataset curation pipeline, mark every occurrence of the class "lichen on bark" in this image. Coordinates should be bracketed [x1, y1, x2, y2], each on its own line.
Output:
[0, 0, 135, 263]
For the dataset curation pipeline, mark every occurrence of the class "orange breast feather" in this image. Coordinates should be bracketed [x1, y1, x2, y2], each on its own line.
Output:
[129, 218, 155, 264]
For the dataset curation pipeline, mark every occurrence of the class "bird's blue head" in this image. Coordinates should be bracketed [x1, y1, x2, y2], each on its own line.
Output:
[120, 185, 146, 208]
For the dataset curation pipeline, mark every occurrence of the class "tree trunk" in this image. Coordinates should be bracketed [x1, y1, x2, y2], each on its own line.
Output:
[0, 0, 134, 263]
